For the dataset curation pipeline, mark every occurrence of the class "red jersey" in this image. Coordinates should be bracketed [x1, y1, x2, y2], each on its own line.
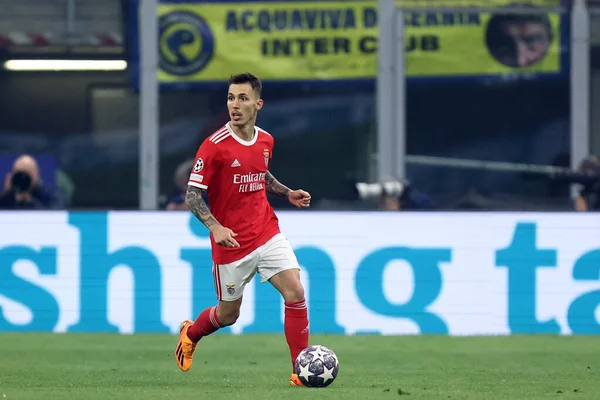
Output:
[187, 123, 281, 264]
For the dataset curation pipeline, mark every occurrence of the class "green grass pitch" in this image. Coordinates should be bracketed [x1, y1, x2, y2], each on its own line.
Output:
[0, 333, 598, 399]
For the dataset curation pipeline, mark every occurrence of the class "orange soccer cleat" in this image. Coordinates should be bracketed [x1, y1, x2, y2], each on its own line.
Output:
[289, 373, 305, 387]
[175, 320, 197, 372]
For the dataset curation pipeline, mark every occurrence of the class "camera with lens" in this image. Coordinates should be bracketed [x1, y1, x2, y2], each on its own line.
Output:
[353, 178, 437, 210]
[11, 171, 33, 193]
[355, 180, 410, 200]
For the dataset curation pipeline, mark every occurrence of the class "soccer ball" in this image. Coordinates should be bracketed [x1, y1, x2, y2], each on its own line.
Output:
[294, 345, 339, 388]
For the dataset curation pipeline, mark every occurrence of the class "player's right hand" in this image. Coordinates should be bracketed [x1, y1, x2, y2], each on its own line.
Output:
[212, 226, 240, 248]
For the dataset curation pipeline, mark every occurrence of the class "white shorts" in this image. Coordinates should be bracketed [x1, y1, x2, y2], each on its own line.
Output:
[212, 233, 300, 301]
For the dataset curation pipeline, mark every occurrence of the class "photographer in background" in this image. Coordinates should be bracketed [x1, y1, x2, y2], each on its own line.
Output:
[572, 156, 600, 212]
[356, 178, 437, 211]
[0, 155, 65, 210]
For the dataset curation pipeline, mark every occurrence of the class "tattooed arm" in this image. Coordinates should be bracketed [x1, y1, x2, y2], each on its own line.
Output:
[265, 171, 312, 208]
[265, 171, 291, 198]
[185, 185, 240, 247]
[185, 186, 220, 231]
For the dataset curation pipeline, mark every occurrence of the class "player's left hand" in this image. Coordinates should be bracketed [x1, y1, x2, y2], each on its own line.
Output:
[288, 189, 311, 208]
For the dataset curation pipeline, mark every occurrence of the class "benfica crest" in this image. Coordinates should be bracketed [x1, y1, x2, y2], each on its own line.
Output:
[263, 149, 270, 167]
[226, 284, 235, 295]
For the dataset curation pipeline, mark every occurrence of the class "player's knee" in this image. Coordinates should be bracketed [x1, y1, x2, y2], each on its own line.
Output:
[282, 285, 305, 303]
[217, 306, 240, 326]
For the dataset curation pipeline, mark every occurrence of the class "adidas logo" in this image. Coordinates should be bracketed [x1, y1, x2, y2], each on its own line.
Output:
[231, 159, 241, 167]
[301, 323, 309, 334]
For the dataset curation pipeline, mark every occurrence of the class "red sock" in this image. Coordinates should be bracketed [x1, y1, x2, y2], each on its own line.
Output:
[186, 306, 222, 343]
[284, 299, 309, 371]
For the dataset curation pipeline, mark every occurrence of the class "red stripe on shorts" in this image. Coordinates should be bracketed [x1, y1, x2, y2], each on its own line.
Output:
[213, 264, 222, 301]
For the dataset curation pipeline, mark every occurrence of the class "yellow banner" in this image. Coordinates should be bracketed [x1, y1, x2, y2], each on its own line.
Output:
[155, 1, 561, 82]
[396, 0, 561, 6]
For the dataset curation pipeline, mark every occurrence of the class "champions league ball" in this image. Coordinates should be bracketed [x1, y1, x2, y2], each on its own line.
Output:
[294, 345, 339, 388]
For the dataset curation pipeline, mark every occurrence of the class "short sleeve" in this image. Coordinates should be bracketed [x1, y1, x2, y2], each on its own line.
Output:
[188, 140, 218, 190]
[268, 136, 275, 167]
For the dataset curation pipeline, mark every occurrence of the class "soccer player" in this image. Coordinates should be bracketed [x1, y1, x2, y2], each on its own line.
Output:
[175, 72, 311, 387]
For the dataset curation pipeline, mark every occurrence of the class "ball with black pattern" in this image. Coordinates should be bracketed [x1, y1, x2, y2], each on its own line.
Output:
[294, 345, 339, 388]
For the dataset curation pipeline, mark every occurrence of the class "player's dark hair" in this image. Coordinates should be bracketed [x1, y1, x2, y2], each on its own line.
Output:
[229, 72, 262, 96]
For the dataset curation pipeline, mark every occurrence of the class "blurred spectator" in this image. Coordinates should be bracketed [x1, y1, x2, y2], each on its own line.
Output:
[379, 194, 402, 211]
[165, 159, 195, 211]
[573, 155, 600, 212]
[379, 186, 437, 211]
[0, 155, 66, 210]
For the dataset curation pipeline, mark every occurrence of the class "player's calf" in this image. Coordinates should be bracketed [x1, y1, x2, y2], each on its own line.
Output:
[175, 305, 224, 372]
[176, 300, 242, 372]
[268, 268, 310, 373]
[214, 301, 241, 327]
[283, 299, 309, 370]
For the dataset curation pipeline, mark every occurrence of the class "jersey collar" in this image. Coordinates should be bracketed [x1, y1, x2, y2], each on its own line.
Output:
[226, 122, 258, 147]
